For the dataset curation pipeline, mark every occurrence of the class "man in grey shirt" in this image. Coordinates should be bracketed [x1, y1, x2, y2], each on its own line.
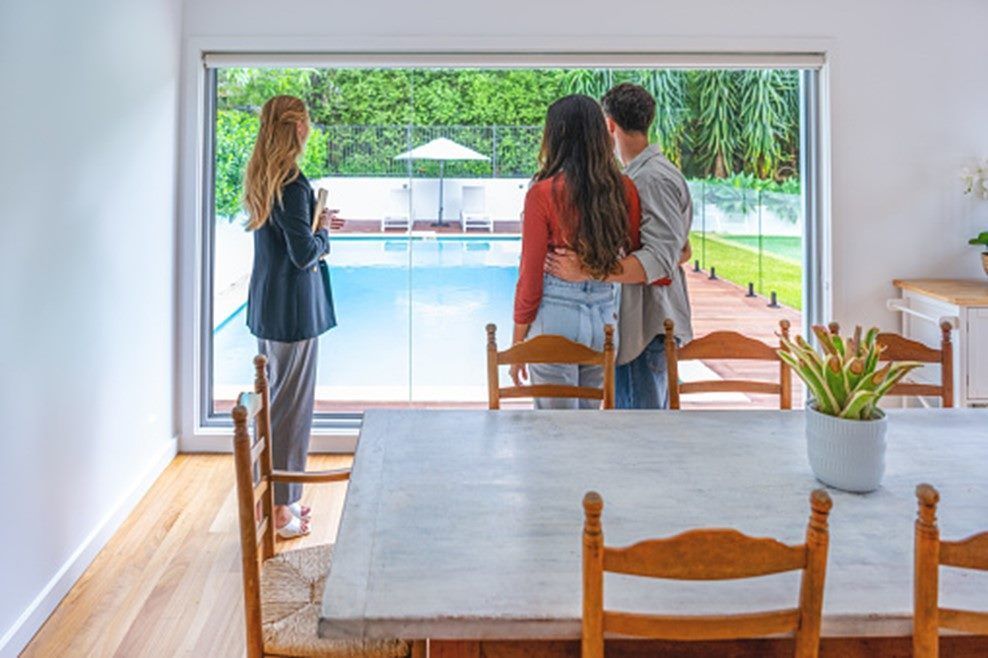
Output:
[547, 83, 693, 408]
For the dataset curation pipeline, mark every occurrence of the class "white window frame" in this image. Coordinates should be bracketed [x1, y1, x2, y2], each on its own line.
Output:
[177, 43, 831, 452]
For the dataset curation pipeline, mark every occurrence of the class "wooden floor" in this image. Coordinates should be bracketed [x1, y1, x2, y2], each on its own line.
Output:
[24, 454, 988, 658]
[21, 454, 351, 658]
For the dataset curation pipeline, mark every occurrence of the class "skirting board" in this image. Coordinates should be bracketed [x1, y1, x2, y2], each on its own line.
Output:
[0, 435, 179, 657]
[182, 431, 357, 453]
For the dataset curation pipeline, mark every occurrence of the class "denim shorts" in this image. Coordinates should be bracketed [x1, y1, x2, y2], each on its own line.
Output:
[527, 274, 618, 409]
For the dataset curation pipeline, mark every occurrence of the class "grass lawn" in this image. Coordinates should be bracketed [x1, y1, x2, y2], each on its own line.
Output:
[690, 232, 803, 310]
[717, 235, 802, 262]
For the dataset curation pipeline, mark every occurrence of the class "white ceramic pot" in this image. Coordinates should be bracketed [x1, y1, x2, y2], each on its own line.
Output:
[805, 405, 888, 493]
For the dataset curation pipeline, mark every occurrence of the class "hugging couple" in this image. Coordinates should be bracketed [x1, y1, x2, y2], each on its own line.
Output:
[511, 83, 694, 410]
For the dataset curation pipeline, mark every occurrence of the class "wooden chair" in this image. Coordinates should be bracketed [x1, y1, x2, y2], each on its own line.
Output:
[232, 355, 410, 658]
[828, 322, 953, 407]
[664, 319, 793, 410]
[485, 323, 616, 409]
[582, 489, 832, 658]
[914, 484, 988, 658]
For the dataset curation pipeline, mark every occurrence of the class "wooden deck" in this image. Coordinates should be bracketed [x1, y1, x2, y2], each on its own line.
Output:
[683, 266, 804, 409]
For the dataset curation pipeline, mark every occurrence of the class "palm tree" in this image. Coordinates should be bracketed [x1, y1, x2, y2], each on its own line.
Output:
[691, 70, 738, 178]
[563, 69, 613, 99]
[738, 70, 789, 179]
[641, 70, 688, 166]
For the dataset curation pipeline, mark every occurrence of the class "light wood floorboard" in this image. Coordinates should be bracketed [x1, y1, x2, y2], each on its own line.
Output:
[21, 454, 351, 658]
[21, 454, 988, 657]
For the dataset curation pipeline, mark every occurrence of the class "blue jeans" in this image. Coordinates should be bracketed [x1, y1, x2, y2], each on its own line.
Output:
[615, 333, 670, 410]
[528, 274, 617, 409]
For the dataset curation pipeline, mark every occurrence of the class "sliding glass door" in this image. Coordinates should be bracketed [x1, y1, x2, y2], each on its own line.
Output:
[201, 61, 822, 426]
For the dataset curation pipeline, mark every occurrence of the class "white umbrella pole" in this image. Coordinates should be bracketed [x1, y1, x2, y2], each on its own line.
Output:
[432, 159, 449, 228]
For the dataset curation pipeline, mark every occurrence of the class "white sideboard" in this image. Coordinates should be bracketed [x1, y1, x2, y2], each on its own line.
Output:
[891, 279, 988, 407]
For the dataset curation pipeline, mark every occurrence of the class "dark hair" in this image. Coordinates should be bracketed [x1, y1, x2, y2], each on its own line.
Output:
[601, 83, 656, 134]
[534, 94, 630, 279]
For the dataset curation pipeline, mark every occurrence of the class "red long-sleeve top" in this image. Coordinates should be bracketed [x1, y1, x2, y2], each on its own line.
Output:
[513, 174, 642, 324]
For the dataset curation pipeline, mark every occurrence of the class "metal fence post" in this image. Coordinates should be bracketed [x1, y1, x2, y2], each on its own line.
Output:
[700, 182, 707, 269]
[491, 125, 498, 178]
[757, 189, 764, 295]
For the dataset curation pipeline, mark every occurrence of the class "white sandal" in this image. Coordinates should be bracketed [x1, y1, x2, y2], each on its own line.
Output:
[288, 503, 311, 520]
[276, 515, 310, 540]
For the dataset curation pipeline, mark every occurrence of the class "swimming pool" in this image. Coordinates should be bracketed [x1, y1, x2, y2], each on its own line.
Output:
[212, 236, 521, 403]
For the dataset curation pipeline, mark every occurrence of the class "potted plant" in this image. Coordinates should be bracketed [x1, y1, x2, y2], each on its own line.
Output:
[969, 231, 988, 277]
[779, 326, 921, 493]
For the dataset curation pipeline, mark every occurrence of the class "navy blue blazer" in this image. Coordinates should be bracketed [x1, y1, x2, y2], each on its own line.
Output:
[246, 172, 337, 342]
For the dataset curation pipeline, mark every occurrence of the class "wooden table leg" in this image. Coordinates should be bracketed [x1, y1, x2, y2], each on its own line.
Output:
[429, 640, 480, 658]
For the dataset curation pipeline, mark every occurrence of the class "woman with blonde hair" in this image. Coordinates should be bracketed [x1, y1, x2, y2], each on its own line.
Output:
[244, 95, 341, 539]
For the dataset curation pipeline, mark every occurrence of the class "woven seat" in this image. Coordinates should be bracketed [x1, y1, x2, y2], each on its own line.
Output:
[233, 356, 412, 658]
[261, 543, 408, 658]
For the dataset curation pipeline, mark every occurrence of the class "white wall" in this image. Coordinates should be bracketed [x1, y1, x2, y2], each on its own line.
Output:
[0, 0, 182, 654]
[308, 176, 529, 221]
[183, 0, 988, 331]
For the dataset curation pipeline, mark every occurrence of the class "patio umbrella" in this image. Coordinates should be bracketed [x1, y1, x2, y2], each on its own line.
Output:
[394, 137, 490, 227]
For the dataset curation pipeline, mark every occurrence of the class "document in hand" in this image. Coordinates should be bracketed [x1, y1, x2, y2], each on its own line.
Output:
[312, 188, 328, 233]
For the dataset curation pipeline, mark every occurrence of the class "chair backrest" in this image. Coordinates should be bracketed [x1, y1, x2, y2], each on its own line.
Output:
[664, 318, 792, 410]
[390, 188, 410, 215]
[231, 355, 277, 658]
[461, 185, 486, 213]
[828, 322, 953, 407]
[582, 489, 832, 658]
[485, 323, 615, 409]
[913, 484, 988, 658]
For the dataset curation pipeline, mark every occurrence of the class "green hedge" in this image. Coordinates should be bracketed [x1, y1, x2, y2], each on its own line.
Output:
[218, 67, 801, 181]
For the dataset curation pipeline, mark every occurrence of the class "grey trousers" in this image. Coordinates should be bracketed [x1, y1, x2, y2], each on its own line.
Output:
[258, 337, 318, 505]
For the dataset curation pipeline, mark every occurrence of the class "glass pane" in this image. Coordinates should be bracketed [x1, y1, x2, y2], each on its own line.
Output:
[404, 71, 529, 406]
[208, 65, 810, 418]
[313, 69, 414, 413]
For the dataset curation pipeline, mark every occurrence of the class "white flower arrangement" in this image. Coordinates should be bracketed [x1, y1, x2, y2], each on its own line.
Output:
[960, 160, 988, 199]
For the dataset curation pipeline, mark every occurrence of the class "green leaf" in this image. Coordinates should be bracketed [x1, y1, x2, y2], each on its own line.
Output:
[831, 335, 845, 360]
[812, 325, 839, 356]
[839, 390, 879, 420]
[824, 355, 849, 409]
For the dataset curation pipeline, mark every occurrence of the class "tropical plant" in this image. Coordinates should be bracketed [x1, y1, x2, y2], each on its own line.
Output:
[690, 70, 738, 178]
[562, 69, 613, 100]
[640, 70, 688, 166]
[778, 326, 922, 420]
[738, 70, 789, 178]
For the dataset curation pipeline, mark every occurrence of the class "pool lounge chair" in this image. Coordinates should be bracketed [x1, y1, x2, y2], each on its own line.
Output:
[382, 188, 411, 232]
[461, 185, 493, 232]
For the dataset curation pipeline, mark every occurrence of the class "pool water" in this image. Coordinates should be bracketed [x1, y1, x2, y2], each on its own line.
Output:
[213, 237, 521, 402]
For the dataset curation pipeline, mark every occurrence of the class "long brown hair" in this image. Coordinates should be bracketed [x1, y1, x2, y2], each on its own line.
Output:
[243, 96, 309, 230]
[534, 94, 630, 279]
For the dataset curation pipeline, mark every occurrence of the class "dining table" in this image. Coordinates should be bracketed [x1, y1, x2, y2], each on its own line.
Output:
[319, 408, 988, 657]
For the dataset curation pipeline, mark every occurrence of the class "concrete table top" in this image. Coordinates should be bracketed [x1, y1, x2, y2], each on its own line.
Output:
[320, 409, 988, 640]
